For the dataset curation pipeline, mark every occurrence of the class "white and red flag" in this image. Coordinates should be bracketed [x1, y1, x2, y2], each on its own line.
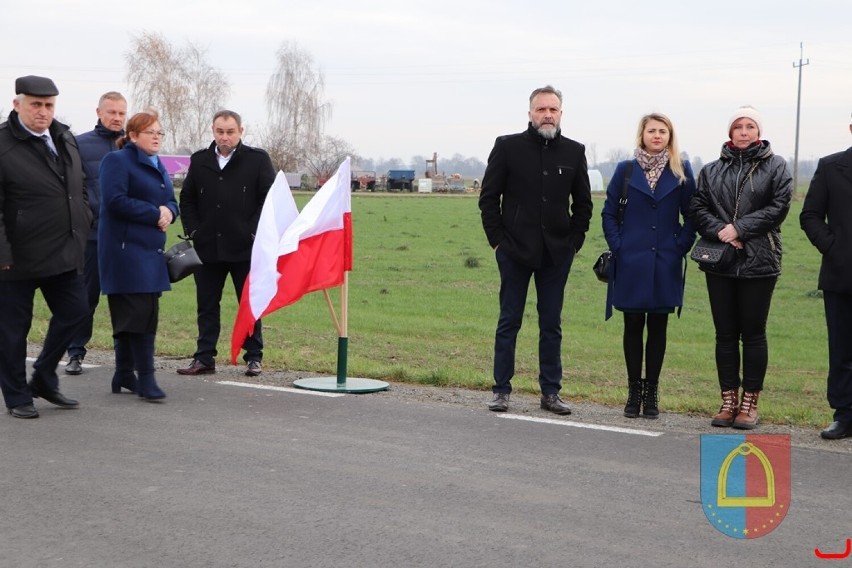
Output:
[230, 158, 353, 363]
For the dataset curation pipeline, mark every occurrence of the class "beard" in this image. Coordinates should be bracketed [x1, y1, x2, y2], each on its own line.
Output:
[535, 123, 559, 140]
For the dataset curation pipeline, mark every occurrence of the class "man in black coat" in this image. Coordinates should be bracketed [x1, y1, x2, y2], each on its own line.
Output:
[64, 91, 127, 375]
[800, 114, 852, 440]
[0, 75, 92, 418]
[178, 110, 275, 377]
[479, 85, 593, 414]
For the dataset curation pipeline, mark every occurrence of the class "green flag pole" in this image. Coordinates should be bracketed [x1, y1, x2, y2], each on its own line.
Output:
[293, 273, 388, 394]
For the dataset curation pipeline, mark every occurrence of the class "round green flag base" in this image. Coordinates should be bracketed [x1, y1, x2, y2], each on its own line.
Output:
[293, 376, 389, 394]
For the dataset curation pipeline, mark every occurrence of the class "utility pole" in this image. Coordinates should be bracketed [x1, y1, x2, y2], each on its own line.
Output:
[792, 42, 809, 192]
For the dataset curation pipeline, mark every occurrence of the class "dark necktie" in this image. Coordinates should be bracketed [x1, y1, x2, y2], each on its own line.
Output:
[40, 134, 57, 157]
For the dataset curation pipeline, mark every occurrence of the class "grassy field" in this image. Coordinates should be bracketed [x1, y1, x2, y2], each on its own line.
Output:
[31, 190, 832, 427]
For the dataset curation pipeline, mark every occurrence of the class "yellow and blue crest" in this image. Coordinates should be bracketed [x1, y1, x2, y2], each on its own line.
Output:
[700, 434, 791, 539]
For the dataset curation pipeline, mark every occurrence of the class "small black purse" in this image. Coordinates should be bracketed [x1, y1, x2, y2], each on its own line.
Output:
[164, 235, 202, 283]
[689, 238, 737, 269]
[594, 161, 632, 283]
[690, 162, 757, 272]
[593, 250, 612, 283]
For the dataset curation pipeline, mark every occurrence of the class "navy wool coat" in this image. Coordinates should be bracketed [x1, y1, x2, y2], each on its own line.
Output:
[601, 159, 696, 319]
[97, 143, 179, 295]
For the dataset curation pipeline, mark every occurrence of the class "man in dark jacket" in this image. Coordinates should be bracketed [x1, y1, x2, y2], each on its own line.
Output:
[0, 75, 92, 419]
[64, 91, 127, 375]
[800, 114, 852, 440]
[478, 85, 593, 414]
[178, 110, 275, 377]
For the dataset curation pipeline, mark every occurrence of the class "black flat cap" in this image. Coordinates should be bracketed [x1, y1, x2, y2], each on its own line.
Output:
[15, 75, 59, 97]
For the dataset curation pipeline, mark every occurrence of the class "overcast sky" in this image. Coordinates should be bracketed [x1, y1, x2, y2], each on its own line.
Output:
[2, 0, 850, 168]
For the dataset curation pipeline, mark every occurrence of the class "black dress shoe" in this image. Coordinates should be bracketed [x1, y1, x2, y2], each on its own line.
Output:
[821, 420, 852, 440]
[487, 393, 509, 412]
[177, 359, 216, 375]
[29, 382, 79, 408]
[9, 403, 39, 419]
[64, 356, 83, 375]
[540, 394, 572, 415]
[245, 360, 262, 377]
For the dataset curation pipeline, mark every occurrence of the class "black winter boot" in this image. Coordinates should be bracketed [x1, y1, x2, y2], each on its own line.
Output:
[624, 379, 642, 418]
[111, 334, 138, 394]
[129, 333, 166, 402]
[641, 379, 659, 418]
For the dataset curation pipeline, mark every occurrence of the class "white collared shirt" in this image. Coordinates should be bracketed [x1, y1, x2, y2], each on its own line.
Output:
[19, 119, 58, 155]
[216, 146, 234, 170]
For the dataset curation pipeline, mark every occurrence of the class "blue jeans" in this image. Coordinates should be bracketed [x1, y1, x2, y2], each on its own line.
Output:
[492, 248, 574, 395]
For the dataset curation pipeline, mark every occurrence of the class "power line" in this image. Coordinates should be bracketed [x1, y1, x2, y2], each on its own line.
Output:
[793, 42, 810, 191]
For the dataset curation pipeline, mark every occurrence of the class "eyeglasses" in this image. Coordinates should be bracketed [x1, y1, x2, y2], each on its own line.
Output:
[140, 130, 166, 137]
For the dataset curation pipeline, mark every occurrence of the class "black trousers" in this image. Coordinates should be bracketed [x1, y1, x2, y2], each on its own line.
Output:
[492, 248, 573, 395]
[705, 273, 777, 392]
[68, 240, 100, 359]
[623, 312, 669, 382]
[0, 270, 88, 408]
[192, 260, 262, 365]
[823, 291, 852, 422]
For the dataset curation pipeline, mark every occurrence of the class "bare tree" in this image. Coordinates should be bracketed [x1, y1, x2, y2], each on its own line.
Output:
[587, 143, 598, 167]
[125, 31, 230, 153]
[182, 44, 230, 153]
[303, 135, 359, 183]
[607, 147, 631, 163]
[266, 42, 332, 170]
[256, 127, 301, 173]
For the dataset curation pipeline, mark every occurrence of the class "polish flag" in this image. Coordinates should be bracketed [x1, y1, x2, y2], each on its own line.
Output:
[230, 158, 353, 363]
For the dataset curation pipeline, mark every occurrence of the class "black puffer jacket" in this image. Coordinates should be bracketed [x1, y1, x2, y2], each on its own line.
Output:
[690, 141, 792, 278]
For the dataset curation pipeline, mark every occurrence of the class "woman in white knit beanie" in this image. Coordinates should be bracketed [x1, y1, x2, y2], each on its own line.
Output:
[689, 105, 793, 430]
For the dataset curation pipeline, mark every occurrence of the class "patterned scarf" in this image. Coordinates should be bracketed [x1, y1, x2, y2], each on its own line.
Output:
[634, 147, 669, 191]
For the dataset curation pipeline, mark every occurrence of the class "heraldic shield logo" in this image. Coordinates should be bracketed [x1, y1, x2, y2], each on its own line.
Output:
[700, 434, 791, 539]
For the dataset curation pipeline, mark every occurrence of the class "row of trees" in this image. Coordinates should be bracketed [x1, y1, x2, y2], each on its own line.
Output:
[125, 33, 354, 182]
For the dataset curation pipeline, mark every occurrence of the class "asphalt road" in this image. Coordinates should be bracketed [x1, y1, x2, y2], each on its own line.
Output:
[2, 362, 850, 568]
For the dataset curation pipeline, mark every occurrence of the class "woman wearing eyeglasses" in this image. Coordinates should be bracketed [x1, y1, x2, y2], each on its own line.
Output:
[98, 110, 179, 402]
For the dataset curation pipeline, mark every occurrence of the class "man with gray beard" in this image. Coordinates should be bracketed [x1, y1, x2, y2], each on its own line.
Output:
[478, 85, 592, 414]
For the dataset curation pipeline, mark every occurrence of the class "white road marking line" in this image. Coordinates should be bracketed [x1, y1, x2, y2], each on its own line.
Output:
[26, 357, 100, 369]
[217, 380, 346, 397]
[499, 414, 663, 437]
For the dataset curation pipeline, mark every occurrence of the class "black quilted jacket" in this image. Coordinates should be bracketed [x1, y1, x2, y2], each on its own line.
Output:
[690, 140, 792, 278]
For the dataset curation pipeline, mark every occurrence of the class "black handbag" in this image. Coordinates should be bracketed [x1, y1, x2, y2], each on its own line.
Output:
[164, 235, 202, 283]
[594, 161, 633, 283]
[690, 161, 757, 271]
[689, 238, 737, 269]
[593, 250, 612, 282]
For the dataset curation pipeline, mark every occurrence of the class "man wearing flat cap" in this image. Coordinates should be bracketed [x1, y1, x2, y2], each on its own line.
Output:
[0, 75, 92, 419]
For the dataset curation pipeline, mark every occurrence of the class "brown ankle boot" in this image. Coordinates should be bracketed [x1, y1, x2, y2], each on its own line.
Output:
[711, 389, 739, 427]
[733, 391, 760, 429]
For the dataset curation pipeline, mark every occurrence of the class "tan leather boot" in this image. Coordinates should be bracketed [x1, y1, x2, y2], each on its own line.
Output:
[711, 389, 739, 427]
[733, 391, 760, 429]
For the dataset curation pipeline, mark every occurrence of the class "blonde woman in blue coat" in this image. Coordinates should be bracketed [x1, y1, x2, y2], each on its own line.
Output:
[98, 110, 178, 401]
[602, 113, 696, 418]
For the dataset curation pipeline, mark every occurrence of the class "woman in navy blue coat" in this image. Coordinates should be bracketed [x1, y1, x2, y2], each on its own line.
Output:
[602, 113, 696, 418]
[98, 110, 178, 401]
